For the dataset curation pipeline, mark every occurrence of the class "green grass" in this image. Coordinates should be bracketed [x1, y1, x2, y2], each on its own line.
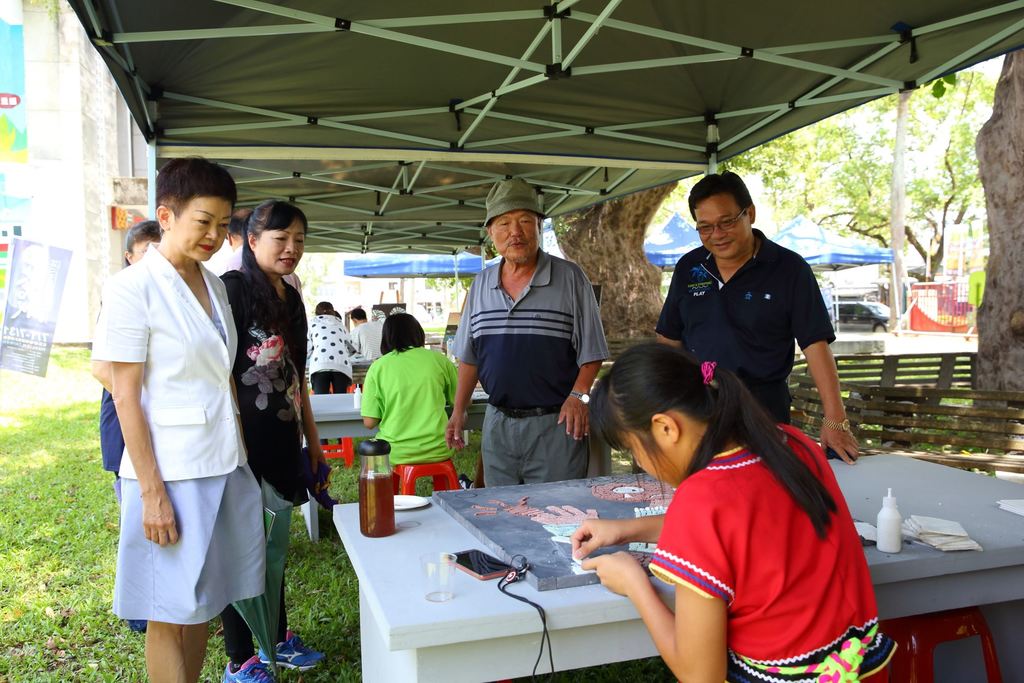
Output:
[0, 348, 672, 682]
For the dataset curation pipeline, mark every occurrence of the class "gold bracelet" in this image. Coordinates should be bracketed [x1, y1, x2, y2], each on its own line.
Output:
[821, 417, 851, 432]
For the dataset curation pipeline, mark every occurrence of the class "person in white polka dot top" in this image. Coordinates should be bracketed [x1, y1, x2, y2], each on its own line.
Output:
[306, 301, 356, 394]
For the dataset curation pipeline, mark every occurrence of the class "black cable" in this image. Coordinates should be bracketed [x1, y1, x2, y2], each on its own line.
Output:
[496, 555, 554, 682]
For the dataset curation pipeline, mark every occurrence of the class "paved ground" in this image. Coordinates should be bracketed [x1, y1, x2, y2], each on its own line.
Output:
[835, 331, 977, 355]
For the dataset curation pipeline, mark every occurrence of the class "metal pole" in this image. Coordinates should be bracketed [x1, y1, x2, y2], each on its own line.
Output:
[453, 252, 460, 312]
[147, 139, 157, 216]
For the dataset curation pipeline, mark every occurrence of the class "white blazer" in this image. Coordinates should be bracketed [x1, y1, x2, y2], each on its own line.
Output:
[92, 245, 247, 481]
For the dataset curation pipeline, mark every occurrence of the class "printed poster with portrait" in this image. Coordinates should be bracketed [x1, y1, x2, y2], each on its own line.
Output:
[371, 303, 406, 322]
[0, 238, 72, 376]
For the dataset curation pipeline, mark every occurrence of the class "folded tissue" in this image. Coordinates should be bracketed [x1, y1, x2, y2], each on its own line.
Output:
[902, 515, 982, 552]
[996, 499, 1024, 518]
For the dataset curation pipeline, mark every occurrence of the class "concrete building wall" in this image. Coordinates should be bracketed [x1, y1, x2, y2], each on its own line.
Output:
[20, 1, 142, 342]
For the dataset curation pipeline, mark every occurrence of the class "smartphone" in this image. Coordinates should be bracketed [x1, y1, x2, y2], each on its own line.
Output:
[453, 549, 511, 580]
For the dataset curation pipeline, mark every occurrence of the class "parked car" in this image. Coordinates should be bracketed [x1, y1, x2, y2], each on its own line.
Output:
[837, 301, 890, 332]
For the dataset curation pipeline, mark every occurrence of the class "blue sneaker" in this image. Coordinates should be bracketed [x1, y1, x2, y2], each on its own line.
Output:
[126, 619, 147, 633]
[259, 630, 325, 671]
[223, 655, 275, 683]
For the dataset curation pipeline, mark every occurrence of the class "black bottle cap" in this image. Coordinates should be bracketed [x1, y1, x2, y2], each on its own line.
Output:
[358, 438, 391, 456]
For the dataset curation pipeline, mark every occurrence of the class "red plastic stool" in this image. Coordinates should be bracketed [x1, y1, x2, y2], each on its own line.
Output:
[322, 439, 355, 468]
[394, 460, 460, 495]
[881, 607, 1003, 682]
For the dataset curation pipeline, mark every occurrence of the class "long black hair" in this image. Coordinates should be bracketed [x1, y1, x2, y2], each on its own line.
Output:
[590, 344, 837, 538]
[380, 313, 425, 354]
[239, 200, 308, 348]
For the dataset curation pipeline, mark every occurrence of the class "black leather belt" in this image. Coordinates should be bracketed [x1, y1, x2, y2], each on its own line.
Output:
[492, 404, 561, 418]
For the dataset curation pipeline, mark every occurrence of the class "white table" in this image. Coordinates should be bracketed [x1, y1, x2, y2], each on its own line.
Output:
[304, 391, 497, 541]
[309, 390, 488, 440]
[335, 455, 1024, 682]
[306, 391, 613, 540]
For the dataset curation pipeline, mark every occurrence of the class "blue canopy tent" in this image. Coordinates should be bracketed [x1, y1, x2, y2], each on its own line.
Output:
[347, 223, 566, 278]
[644, 213, 702, 269]
[343, 250, 492, 278]
[771, 216, 894, 269]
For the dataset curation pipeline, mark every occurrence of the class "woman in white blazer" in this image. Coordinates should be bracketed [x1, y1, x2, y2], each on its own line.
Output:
[92, 158, 264, 683]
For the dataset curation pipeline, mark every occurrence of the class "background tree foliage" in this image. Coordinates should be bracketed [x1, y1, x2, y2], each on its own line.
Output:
[554, 183, 676, 338]
[725, 72, 995, 280]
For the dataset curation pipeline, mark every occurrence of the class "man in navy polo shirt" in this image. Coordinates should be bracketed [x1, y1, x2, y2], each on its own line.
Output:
[447, 178, 609, 485]
[656, 172, 859, 463]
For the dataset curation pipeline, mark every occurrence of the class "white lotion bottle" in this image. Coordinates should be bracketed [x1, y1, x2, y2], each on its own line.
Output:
[876, 488, 903, 554]
[353, 385, 362, 409]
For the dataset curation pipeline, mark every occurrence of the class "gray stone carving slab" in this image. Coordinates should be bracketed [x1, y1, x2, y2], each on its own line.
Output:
[434, 475, 673, 591]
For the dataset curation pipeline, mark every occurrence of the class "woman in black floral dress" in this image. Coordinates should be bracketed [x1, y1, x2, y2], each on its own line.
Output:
[219, 200, 326, 680]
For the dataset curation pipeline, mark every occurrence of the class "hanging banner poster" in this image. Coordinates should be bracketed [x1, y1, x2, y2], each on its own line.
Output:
[0, 238, 72, 376]
[0, 172, 31, 324]
[0, 0, 28, 163]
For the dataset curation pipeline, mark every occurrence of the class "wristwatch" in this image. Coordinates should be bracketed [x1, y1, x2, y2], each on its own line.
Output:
[821, 416, 851, 432]
[570, 390, 590, 405]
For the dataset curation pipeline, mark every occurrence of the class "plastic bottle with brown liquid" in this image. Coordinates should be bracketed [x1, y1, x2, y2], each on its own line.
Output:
[358, 438, 395, 537]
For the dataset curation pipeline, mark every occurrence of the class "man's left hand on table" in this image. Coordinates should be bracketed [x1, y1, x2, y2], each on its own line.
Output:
[821, 425, 859, 465]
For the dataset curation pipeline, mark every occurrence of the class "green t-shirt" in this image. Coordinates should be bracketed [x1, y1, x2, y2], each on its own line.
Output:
[360, 347, 458, 465]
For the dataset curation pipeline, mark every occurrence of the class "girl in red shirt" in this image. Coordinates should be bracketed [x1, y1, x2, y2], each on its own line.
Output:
[571, 344, 894, 682]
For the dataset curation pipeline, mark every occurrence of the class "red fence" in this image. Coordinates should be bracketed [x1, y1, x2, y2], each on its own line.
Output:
[909, 282, 973, 333]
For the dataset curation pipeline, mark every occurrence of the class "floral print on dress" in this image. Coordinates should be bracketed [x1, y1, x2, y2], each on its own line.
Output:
[241, 325, 301, 423]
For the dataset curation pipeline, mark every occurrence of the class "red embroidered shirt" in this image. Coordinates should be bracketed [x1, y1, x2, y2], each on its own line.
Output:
[649, 425, 893, 681]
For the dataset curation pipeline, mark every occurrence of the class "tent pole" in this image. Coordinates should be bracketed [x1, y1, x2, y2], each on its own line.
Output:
[147, 140, 157, 217]
[453, 253, 460, 317]
[705, 118, 719, 174]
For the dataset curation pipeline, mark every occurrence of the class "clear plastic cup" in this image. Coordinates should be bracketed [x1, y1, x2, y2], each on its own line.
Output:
[420, 552, 457, 602]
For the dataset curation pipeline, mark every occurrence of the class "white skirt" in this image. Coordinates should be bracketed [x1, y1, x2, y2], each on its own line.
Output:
[113, 464, 266, 625]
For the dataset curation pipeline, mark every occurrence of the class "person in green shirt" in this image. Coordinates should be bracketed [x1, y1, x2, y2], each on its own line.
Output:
[361, 313, 458, 465]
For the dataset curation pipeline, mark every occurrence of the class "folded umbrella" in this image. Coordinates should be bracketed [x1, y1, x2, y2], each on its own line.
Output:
[231, 480, 294, 675]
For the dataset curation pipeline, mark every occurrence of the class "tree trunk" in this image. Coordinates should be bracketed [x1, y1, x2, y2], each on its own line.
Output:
[889, 90, 912, 327]
[975, 52, 1024, 391]
[556, 182, 677, 338]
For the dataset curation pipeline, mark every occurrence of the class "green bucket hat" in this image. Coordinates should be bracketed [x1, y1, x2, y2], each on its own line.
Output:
[484, 178, 544, 226]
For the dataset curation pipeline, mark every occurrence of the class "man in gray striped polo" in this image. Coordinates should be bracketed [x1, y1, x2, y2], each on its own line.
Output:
[447, 178, 608, 486]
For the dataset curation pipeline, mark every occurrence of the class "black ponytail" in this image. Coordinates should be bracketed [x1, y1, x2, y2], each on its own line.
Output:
[590, 344, 837, 538]
[240, 200, 308, 350]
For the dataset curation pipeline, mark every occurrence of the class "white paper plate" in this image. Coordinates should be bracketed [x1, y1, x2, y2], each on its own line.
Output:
[394, 494, 430, 511]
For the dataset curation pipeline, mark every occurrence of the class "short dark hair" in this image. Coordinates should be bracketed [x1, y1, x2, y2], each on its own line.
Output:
[350, 307, 367, 322]
[228, 207, 253, 237]
[156, 157, 237, 216]
[380, 313, 425, 354]
[314, 301, 334, 316]
[124, 220, 161, 263]
[687, 172, 753, 219]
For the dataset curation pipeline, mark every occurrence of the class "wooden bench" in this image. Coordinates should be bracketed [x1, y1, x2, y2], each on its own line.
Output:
[850, 385, 1024, 473]
[605, 336, 656, 362]
[790, 370, 1024, 474]
[790, 352, 975, 390]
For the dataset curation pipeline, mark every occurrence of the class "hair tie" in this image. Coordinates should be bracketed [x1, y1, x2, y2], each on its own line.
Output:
[701, 361, 717, 386]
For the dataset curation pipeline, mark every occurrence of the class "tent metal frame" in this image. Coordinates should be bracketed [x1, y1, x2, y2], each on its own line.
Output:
[74, 0, 1024, 253]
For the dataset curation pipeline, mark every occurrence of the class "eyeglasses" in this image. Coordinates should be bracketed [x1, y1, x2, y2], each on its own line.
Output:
[696, 207, 749, 237]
